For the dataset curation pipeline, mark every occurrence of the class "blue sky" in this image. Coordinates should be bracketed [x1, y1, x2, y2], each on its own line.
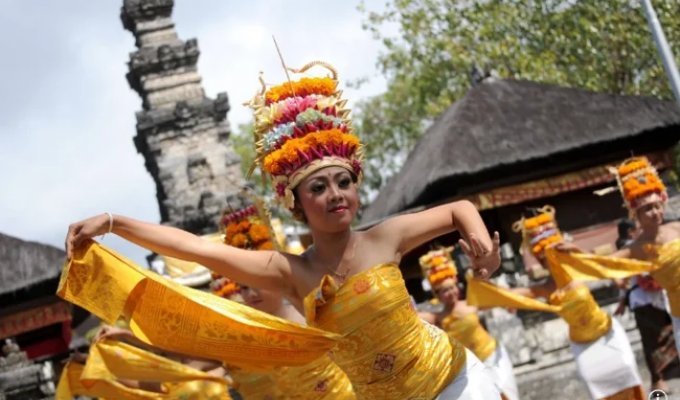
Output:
[0, 1, 388, 265]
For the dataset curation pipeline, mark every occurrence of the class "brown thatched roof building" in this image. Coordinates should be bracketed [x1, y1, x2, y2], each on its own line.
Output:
[0, 233, 64, 296]
[362, 79, 680, 224]
[360, 79, 680, 293]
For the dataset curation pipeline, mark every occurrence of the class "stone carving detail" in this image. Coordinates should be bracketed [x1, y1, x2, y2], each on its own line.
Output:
[121, 0, 243, 235]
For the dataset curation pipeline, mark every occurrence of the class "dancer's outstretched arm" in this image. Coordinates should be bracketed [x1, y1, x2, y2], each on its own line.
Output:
[370, 200, 500, 278]
[65, 213, 293, 292]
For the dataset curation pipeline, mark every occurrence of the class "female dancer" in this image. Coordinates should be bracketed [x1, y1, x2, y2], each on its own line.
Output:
[467, 206, 645, 399]
[63, 61, 501, 399]
[557, 156, 680, 366]
[418, 247, 519, 400]
[215, 202, 354, 399]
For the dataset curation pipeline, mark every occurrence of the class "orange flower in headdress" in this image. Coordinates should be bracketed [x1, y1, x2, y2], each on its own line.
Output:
[256, 241, 275, 251]
[614, 157, 667, 212]
[420, 247, 458, 289]
[265, 77, 337, 105]
[230, 233, 249, 248]
[513, 205, 563, 258]
[248, 223, 271, 244]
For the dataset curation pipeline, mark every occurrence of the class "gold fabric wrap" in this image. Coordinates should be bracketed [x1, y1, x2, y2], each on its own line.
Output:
[467, 246, 622, 344]
[56, 339, 230, 400]
[57, 240, 339, 369]
[230, 370, 279, 400]
[231, 354, 355, 399]
[304, 264, 466, 399]
[273, 354, 356, 399]
[568, 239, 680, 318]
[440, 313, 496, 362]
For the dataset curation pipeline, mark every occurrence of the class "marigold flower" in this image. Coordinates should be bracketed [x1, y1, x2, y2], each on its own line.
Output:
[265, 77, 337, 105]
[257, 241, 275, 251]
[230, 233, 249, 248]
[249, 223, 271, 244]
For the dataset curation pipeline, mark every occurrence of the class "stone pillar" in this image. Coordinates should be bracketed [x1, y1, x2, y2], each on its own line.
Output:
[121, 0, 243, 234]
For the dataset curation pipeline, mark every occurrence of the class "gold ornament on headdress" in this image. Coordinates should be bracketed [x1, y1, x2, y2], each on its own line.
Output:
[513, 205, 563, 258]
[419, 247, 458, 288]
[245, 55, 363, 209]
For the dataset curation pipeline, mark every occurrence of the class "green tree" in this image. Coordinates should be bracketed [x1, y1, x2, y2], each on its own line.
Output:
[355, 0, 680, 198]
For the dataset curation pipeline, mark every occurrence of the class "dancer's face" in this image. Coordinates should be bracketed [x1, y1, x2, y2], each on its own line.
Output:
[295, 166, 359, 233]
[635, 195, 665, 229]
[434, 278, 459, 306]
[240, 286, 282, 315]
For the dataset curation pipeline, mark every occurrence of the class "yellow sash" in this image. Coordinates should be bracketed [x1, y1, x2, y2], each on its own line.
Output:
[570, 239, 680, 317]
[467, 279, 610, 343]
[57, 240, 339, 369]
[56, 339, 230, 400]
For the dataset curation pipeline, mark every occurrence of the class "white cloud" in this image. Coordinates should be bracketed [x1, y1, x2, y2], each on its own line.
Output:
[1, 1, 386, 266]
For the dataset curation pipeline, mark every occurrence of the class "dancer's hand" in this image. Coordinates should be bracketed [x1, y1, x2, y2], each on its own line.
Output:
[554, 242, 581, 253]
[65, 213, 111, 260]
[94, 325, 134, 343]
[460, 231, 500, 279]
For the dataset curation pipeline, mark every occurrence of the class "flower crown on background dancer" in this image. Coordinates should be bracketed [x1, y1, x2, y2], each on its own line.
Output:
[245, 60, 363, 209]
[211, 192, 279, 299]
[512, 205, 563, 258]
[611, 156, 667, 216]
[419, 247, 458, 290]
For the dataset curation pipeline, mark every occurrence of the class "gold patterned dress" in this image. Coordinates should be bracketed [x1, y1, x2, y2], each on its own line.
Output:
[441, 313, 518, 400]
[272, 354, 355, 399]
[304, 263, 500, 399]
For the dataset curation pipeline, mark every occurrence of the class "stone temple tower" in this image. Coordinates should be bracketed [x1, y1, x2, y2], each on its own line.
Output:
[121, 0, 244, 234]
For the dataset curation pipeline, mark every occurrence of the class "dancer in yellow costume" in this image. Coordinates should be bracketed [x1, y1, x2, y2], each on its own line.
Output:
[467, 206, 645, 400]
[557, 157, 680, 361]
[418, 247, 519, 400]
[56, 339, 231, 400]
[63, 60, 502, 399]
[215, 202, 354, 399]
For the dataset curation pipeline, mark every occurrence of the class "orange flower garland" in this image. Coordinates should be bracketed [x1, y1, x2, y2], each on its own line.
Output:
[616, 157, 666, 209]
[264, 77, 337, 105]
[427, 267, 457, 287]
[513, 206, 564, 258]
[262, 129, 360, 176]
[523, 213, 553, 230]
[419, 248, 458, 289]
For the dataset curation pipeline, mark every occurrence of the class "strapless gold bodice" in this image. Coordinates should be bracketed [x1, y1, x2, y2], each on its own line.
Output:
[549, 285, 611, 343]
[303, 264, 466, 399]
[440, 312, 496, 361]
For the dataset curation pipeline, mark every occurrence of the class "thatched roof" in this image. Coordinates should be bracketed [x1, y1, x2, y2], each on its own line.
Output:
[361, 79, 680, 224]
[0, 232, 65, 295]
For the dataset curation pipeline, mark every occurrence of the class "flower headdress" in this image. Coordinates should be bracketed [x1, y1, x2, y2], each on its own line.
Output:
[513, 205, 563, 258]
[245, 61, 363, 209]
[211, 192, 278, 299]
[419, 247, 458, 289]
[612, 157, 667, 214]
